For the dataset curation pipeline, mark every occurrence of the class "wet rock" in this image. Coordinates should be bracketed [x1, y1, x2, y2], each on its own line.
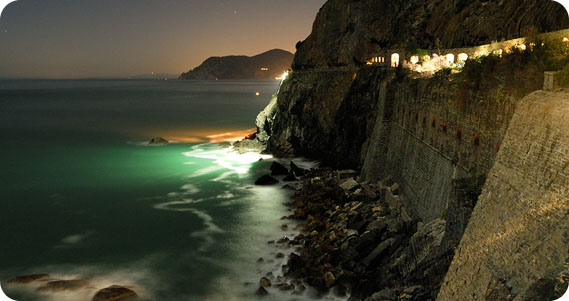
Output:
[279, 283, 295, 291]
[290, 161, 306, 176]
[92, 285, 137, 301]
[37, 279, 89, 292]
[260, 277, 272, 287]
[256, 286, 269, 296]
[148, 137, 168, 145]
[7, 274, 50, 284]
[255, 174, 279, 185]
[270, 162, 289, 176]
[323, 271, 335, 288]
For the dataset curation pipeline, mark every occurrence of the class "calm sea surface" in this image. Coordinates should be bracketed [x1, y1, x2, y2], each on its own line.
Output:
[0, 79, 309, 300]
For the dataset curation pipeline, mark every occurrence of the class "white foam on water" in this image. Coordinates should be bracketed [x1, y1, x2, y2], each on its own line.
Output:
[153, 198, 204, 211]
[180, 183, 200, 194]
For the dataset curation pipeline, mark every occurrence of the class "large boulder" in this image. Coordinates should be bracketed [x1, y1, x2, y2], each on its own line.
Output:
[255, 174, 279, 185]
[148, 137, 168, 145]
[92, 285, 138, 301]
[270, 161, 289, 176]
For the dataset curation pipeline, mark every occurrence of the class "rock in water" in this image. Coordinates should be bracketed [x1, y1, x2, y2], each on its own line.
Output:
[37, 279, 89, 292]
[148, 137, 169, 145]
[323, 271, 335, 288]
[290, 161, 306, 176]
[92, 285, 137, 301]
[259, 277, 272, 287]
[270, 161, 289, 176]
[7, 274, 50, 284]
[255, 174, 279, 185]
[255, 286, 269, 296]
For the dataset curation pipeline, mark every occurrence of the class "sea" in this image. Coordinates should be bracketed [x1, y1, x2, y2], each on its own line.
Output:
[0, 79, 316, 300]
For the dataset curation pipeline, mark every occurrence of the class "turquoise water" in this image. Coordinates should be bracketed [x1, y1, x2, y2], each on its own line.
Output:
[0, 80, 305, 300]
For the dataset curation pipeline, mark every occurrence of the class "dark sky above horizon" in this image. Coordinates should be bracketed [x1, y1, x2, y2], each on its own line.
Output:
[0, 0, 326, 78]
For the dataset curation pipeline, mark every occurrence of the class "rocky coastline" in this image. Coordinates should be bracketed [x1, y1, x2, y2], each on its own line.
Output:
[252, 161, 454, 300]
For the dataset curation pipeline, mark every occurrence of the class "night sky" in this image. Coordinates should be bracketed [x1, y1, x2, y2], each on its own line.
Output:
[0, 0, 326, 78]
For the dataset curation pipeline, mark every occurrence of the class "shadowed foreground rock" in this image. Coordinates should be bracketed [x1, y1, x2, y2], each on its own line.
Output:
[92, 285, 138, 301]
[255, 174, 279, 185]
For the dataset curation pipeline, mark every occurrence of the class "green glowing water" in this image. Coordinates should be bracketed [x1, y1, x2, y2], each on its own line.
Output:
[0, 80, 307, 300]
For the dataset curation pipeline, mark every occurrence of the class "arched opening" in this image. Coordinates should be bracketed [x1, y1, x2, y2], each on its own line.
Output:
[422, 116, 427, 127]
[391, 53, 400, 68]
[442, 123, 448, 133]
[445, 53, 455, 64]
[432, 118, 437, 128]
[410, 55, 419, 65]
[456, 127, 462, 142]
[415, 113, 419, 122]
[457, 53, 468, 62]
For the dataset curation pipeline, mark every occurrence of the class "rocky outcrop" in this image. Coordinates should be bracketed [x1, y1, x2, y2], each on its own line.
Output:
[179, 49, 293, 80]
[278, 168, 454, 299]
[148, 137, 169, 145]
[92, 285, 137, 301]
[293, 0, 569, 70]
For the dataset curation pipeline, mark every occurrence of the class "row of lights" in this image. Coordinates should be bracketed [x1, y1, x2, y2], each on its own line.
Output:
[370, 36, 569, 68]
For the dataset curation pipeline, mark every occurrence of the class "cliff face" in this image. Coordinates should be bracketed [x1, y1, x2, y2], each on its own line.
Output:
[179, 49, 293, 80]
[247, 0, 569, 298]
[293, 0, 569, 70]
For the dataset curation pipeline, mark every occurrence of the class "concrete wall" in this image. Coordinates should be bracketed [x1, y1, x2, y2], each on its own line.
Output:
[362, 76, 517, 221]
[438, 89, 569, 300]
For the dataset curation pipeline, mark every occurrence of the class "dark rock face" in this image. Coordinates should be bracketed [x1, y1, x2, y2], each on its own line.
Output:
[266, 67, 393, 169]
[148, 137, 169, 145]
[270, 161, 289, 176]
[255, 174, 279, 185]
[92, 285, 137, 301]
[293, 0, 569, 70]
[180, 49, 293, 80]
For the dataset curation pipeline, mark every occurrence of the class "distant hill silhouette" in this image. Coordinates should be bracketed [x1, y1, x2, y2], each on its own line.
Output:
[179, 49, 293, 80]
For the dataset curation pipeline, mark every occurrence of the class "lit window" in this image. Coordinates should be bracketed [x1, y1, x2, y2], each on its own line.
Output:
[519, 44, 526, 51]
[391, 53, 400, 67]
[563, 37, 569, 42]
[410, 55, 419, 64]
[445, 53, 455, 64]
[457, 53, 468, 62]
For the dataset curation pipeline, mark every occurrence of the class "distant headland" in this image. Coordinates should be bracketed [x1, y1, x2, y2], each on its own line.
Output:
[179, 49, 293, 80]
